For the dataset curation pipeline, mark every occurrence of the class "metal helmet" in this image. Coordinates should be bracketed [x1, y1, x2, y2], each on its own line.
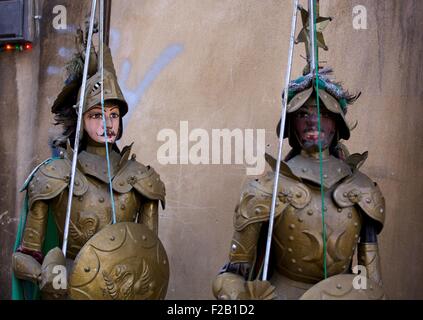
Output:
[80, 69, 128, 116]
[51, 26, 129, 146]
[74, 45, 128, 141]
[277, 69, 360, 147]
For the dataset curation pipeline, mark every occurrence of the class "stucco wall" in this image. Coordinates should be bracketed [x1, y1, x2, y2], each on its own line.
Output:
[0, 0, 422, 299]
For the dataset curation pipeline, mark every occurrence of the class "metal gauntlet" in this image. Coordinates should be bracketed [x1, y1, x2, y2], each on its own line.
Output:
[358, 242, 383, 287]
[139, 200, 159, 235]
[21, 200, 49, 253]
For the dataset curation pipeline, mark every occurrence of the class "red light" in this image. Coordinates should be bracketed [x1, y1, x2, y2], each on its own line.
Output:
[25, 43, 32, 50]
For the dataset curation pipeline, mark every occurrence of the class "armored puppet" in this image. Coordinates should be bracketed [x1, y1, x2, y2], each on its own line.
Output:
[213, 3, 385, 300]
[12, 25, 169, 300]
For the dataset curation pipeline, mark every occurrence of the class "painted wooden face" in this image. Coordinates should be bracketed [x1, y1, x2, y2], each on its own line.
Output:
[83, 104, 120, 144]
[293, 98, 337, 152]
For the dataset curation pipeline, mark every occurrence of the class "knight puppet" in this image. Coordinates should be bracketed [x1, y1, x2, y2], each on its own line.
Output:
[213, 3, 386, 300]
[12, 20, 169, 300]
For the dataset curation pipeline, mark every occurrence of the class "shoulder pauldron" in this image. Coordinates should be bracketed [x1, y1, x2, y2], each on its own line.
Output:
[112, 160, 166, 209]
[234, 171, 311, 231]
[25, 159, 88, 208]
[333, 171, 385, 231]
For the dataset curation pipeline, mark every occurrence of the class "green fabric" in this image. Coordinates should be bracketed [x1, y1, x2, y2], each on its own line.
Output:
[12, 160, 61, 300]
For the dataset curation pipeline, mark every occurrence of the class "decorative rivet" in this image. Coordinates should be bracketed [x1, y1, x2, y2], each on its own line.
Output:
[336, 284, 342, 289]
[110, 236, 115, 241]
[354, 222, 358, 227]
[366, 198, 372, 203]
[289, 236, 294, 241]
[255, 208, 261, 215]
[307, 209, 313, 216]
[337, 168, 342, 173]
[46, 184, 50, 190]
[51, 166, 56, 171]
[84, 267, 90, 272]
[298, 217, 304, 223]
[291, 259, 296, 264]
[295, 192, 302, 198]
[59, 151, 65, 159]
[323, 174, 328, 179]
[119, 181, 124, 186]
[231, 244, 237, 251]
[289, 224, 295, 230]
[323, 207, 327, 212]
[343, 192, 348, 197]
[302, 168, 308, 173]
[288, 248, 293, 253]
[75, 181, 80, 186]
[298, 268, 303, 272]
[148, 183, 153, 188]
[354, 234, 359, 239]
[99, 197, 105, 203]
[337, 208, 342, 212]
[163, 259, 167, 265]
[120, 204, 126, 210]
[379, 208, 384, 213]
[348, 212, 353, 218]
[142, 235, 147, 241]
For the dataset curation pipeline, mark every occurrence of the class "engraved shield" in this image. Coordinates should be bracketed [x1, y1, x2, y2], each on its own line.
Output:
[300, 274, 385, 300]
[69, 222, 169, 300]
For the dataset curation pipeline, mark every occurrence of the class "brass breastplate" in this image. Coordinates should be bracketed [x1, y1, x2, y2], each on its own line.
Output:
[51, 175, 141, 259]
[272, 185, 362, 284]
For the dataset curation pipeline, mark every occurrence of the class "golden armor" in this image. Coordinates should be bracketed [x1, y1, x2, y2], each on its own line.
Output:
[14, 143, 168, 299]
[213, 3, 385, 299]
[12, 24, 169, 299]
[69, 222, 169, 300]
[213, 151, 385, 300]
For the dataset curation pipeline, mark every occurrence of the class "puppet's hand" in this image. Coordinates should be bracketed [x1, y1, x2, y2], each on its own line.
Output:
[12, 252, 42, 283]
[213, 272, 246, 300]
[213, 273, 276, 300]
[39, 247, 68, 299]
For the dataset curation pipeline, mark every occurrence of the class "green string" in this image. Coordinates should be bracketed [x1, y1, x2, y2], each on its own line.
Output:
[313, 0, 328, 279]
